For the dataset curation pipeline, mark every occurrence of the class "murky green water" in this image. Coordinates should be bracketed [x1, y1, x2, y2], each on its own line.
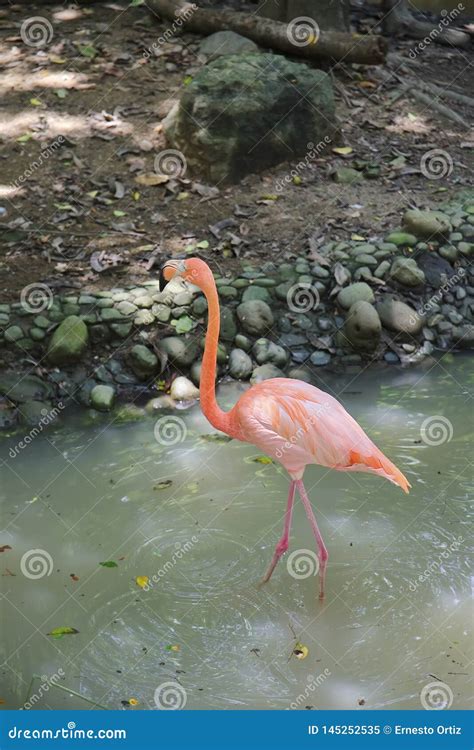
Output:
[1, 356, 472, 711]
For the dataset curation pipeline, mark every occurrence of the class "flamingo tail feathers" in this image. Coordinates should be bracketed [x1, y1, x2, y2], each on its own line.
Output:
[348, 450, 411, 494]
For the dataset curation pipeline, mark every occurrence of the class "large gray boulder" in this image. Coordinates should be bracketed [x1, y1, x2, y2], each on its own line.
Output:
[199, 31, 259, 62]
[344, 301, 381, 351]
[165, 53, 335, 183]
[47, 315, 88, 365]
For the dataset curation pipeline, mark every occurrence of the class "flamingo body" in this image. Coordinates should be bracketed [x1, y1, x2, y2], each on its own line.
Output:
[229, 377, 410, 491]
[160, 257, 410, 597]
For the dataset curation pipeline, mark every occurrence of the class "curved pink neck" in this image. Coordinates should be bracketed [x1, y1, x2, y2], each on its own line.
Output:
[199, 273, 233, 436]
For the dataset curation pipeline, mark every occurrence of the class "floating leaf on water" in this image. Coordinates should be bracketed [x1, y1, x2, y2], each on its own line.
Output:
[154, 480, 172, 490]
[99, 561, 118, 568]
[186, 481, 199, 493]
[166, 644, 180, 652]
[293, 643, 309, 660]
[199, 433, 232, 444]
[351, 234, 365, 241]
[135, 576, 149, 589]
[70, 573, 79, 582]
[47, 627, 79, 639]
[253, 456, 273, 464]
[0, 545, 12, 553]
[129, 698, 139, 705]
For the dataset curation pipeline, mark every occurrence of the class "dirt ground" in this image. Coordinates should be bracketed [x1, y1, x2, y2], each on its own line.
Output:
[0, 1, 472, 302]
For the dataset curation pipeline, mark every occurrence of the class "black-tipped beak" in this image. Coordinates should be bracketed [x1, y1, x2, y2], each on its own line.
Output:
[159, 265, 169, 292]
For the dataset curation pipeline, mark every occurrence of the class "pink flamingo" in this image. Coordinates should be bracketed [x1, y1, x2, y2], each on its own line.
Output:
[160, 258, 410, 598]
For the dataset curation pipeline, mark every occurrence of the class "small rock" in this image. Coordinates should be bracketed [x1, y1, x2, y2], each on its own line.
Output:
[90, 384, 115, 412]
[310, 351, 331, 366]
[242, 286, 272, 304]
[234, 333, 252, 351]
[237, 300, 274, 336]
[402, 209, 451, 238]
[160, 336, 198, 367]
[229, 348, 253, 380]
[129, 344, 159, 380]
[199, 30, 259, 61]
[47, 316, 88, 365]
[252, 338, 288, 367]
[385, 232, 417, 247]
[19, 400, 54, 426]
[343, 301, 381, 351]
[337, 282, 374, 309]
[288, 367, 312, 383]
[170, 376, 199, 401]
[220, 307, 237, 341]
[4, 325, 24, 343]
[384, 352, 399, 364]
[376, 296, 423, 335]
[390, 257, 425, 287]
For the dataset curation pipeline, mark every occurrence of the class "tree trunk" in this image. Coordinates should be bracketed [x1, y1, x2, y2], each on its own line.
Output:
[147, 0, 387, 64]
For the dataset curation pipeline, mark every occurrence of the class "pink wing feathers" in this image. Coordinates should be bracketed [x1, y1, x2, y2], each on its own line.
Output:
[231, 378, 410, 492]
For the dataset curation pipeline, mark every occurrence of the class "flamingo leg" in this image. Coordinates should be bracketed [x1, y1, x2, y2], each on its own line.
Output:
[259, 480, 296, 585]
[295, 479, 329, 600]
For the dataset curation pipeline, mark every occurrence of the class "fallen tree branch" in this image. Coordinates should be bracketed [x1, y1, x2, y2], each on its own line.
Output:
[382, 0, 470, 47]
[147, 0, 387, 65]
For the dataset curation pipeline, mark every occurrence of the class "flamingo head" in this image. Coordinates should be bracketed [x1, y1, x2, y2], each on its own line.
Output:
[159, 257, 212, 291]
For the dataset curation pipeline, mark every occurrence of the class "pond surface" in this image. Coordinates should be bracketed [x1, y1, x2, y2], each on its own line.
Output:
[1, 356, 472, 711]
